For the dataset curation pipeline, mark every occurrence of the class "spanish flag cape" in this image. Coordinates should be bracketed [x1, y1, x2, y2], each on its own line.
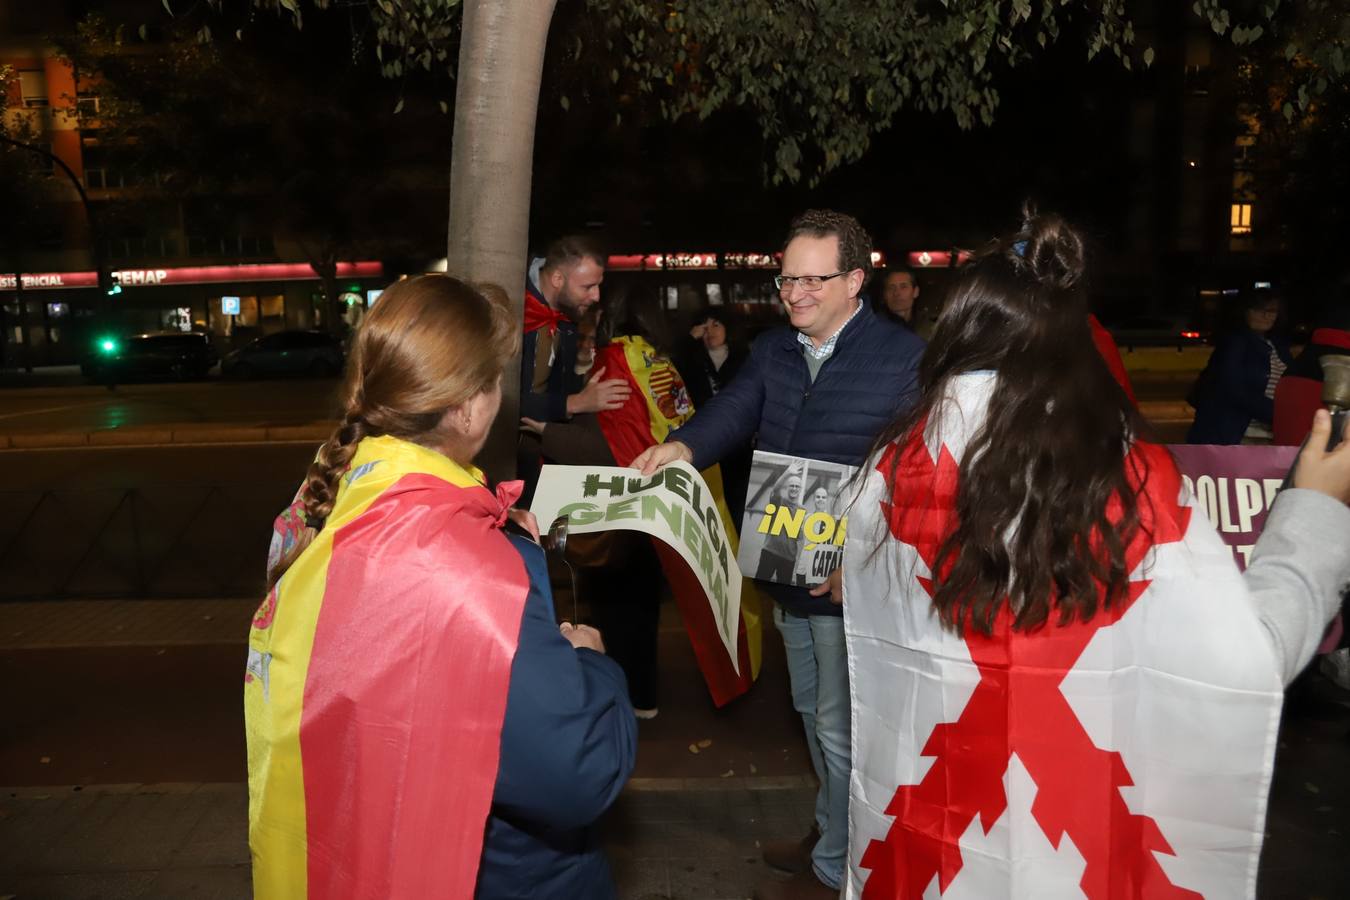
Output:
[245, 435, 530, 899]
[842, 372, 1283, 899]
[593, 335, 763, 706]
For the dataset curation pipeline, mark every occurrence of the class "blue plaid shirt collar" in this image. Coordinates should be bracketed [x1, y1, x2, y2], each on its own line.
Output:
[796, 300, 863, 360]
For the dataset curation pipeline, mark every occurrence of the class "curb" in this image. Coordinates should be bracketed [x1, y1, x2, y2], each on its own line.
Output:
[0, 421, 335, 451]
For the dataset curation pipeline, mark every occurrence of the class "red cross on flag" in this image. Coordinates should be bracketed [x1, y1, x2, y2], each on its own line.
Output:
[843, 373, 1284, 899]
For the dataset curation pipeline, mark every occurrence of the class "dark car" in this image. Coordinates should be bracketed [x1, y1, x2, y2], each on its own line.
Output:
[82, 332, 218, 381]
[1105, 315, 1210, 350]
[222, 330, 344, 379]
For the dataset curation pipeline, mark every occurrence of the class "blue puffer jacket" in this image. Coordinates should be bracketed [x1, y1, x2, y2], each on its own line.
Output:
[670, 304, 924, 616]
[477, 534, 638, 898]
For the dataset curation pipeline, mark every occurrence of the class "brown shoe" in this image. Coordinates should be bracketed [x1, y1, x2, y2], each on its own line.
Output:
[752, 868, 841, 900]
[761, 824, 820, 874]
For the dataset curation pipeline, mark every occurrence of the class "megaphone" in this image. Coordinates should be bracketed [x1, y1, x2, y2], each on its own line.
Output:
[1321, 354, 1350, 452]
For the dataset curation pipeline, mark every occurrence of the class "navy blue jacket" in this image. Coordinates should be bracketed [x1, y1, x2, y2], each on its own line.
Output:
[670, 304, 924, 616]
[477, 534, 637, 899]
[1187, 329, 1293, 445]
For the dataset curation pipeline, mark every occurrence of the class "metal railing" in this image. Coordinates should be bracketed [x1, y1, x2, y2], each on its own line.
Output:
[0, 482, 296, 601]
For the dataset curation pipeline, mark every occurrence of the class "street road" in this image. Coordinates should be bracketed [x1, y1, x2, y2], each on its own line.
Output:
[0, 377, 343, 435]
[0, 445, 316, 601]
[0, 368, 1201, 437]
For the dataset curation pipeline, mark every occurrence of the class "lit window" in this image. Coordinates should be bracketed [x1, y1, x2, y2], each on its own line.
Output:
[19, 70, 48, 108]
[1230, 203, 1253, 235]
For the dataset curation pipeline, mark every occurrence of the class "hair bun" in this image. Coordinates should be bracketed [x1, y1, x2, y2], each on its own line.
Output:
[1011, 204, 1085, 291]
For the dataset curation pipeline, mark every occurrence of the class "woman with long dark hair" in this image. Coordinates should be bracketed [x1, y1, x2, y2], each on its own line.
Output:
[841, 211, 1350, 899]
[248, 275, 636, 899]
[1188, 291, 1293, 444]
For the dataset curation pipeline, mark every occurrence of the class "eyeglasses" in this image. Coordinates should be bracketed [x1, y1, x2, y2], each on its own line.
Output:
[774, 271, 850, 292]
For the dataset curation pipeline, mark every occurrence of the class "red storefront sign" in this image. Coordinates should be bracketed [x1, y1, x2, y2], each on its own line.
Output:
[907, 250, 973, 269]
[606, 251, 819, 271]
[0, 261, 383, 292]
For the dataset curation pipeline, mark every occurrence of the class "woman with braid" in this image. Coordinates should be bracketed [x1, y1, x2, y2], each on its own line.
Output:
[245, 275, 637, 899]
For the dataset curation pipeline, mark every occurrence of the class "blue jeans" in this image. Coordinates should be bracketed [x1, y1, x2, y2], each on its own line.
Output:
[774, 605, 850, 890]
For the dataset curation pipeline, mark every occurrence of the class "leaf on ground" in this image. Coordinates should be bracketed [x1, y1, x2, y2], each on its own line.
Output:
[697, 739, 712, 749]
[688, 743, 700, 754]
[1304, 781, 1320, 794]
[720, 769, 735, 778]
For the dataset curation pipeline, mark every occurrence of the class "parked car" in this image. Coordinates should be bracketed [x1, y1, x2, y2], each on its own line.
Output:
[81, 332, 218, 381]
[222, 330, 344, 379]
[1104, 315, 1210, 350]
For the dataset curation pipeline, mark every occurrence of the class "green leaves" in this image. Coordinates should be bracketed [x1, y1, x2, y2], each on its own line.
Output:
[209, 0, 1350, 189]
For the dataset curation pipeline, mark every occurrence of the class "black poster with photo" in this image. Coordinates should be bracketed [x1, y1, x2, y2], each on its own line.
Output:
[737, 450, 858, 588]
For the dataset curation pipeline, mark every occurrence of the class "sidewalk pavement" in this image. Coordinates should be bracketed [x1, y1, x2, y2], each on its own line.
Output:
[0, 597, 822, 899]
[0, 779, 817, 900]
[6, 595, 1350, 899]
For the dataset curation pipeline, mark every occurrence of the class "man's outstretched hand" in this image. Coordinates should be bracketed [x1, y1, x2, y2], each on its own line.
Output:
[808, 568, 844, 606]
[631, 441, 694, 475]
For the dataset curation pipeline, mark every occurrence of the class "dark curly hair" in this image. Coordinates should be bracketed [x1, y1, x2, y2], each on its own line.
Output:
[782, 209, 874, 278]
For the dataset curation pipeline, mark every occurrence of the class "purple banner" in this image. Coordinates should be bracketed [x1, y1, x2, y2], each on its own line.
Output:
[1168, 444, 1298, 571]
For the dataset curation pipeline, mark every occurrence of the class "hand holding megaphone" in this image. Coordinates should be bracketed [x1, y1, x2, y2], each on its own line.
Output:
[1283, 353, 1350, 492]
[1291, 409, 1350, 505]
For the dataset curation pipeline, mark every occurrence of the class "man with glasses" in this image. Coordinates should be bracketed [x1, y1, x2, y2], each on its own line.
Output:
[634, 209, 924, 900]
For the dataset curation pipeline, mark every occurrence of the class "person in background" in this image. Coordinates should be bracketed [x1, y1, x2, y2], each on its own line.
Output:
[575, 307, 601, 378]
[249, 275, 636, 900]
[1188, 291, 1293, 444]
[519, 236, 630, 503]
[876, 266, 920, 326]
[844, 211, 1350, 898]
[1273, 297, 1350, 446]
[680, 308, 753, 526]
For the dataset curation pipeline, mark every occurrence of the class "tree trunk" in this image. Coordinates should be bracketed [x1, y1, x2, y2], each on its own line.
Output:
[446, 0, 559, 483]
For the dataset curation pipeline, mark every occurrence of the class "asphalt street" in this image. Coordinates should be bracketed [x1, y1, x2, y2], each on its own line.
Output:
[0, 376, 343, 436]
[0, 365, 1199, 439]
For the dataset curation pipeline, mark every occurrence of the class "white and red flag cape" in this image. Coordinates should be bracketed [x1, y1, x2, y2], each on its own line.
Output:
[843, 372, 1284, 899]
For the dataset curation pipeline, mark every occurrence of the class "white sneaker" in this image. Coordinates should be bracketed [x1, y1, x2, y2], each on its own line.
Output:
[633, 707, 659, 720]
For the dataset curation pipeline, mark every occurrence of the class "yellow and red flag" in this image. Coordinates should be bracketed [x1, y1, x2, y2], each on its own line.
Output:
[595, 335, 763, 705]
[246, 435, 530, 899]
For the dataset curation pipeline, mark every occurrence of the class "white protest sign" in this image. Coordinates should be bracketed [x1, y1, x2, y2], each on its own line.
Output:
[530, 461, 742, 672]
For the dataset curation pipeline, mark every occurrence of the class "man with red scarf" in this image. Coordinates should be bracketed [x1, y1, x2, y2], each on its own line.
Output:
[519, 236, 630, 500]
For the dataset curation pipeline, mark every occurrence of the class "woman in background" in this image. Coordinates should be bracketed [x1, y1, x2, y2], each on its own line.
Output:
[1188, 291, 1293, 444]
[680, 308, 753, 527]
